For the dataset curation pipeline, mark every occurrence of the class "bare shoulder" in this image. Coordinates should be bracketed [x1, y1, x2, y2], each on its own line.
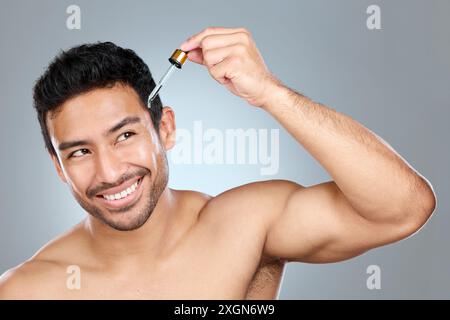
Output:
[0, 259, 65, 299]
[0, 223, 86, 299]
[194, 180, 303, 261]
[177, 189, 213, 213]
[191, 180, 303, 271]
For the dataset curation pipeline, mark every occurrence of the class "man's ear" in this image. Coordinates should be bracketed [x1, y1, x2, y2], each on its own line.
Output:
[158, 106, 176, 151]
[49, 152, 67, 183]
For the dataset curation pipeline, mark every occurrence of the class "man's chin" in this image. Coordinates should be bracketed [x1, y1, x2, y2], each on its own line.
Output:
[76, 194, 154, 232]
[101, 213, 152, 231]
[96, 202, 155, 232]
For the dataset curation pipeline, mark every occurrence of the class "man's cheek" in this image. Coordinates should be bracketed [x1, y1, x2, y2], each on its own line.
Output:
[68, 180, 87, 200]
[131, 140, 160, 166]
[64, 168, 92, 198]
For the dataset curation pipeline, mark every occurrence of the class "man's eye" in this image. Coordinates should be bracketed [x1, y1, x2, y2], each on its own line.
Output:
[117, 131, 136, 142]
[70, 149, 89, 158]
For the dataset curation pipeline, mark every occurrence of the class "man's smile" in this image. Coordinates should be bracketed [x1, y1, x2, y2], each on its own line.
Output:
[95, 176, 145, 210]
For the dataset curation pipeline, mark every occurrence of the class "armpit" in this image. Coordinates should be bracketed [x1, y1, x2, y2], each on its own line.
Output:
[245, 256, 286, 300]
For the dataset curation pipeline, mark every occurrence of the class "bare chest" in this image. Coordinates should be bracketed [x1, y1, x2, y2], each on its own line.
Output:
[61, 232, 271, 299]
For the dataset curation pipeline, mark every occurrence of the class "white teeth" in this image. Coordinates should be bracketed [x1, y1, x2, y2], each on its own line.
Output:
[101, 179, 140, 201]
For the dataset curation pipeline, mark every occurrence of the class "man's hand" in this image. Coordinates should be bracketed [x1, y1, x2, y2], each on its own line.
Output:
[180, 27, 280, 108]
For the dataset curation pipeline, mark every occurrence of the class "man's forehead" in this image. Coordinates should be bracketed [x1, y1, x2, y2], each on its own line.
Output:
[48, 84, 149, 139]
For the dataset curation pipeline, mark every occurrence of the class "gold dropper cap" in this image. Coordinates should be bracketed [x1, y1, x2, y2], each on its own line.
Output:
[168, 49, 188, 69]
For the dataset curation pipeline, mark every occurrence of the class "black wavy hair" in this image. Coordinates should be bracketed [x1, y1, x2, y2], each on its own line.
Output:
[32, 41, 162, 157]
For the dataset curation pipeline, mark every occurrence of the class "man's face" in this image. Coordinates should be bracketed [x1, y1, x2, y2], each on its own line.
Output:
[46, 83, 174, 231]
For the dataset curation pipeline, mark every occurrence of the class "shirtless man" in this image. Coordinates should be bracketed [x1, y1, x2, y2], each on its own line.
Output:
[0, 27, 436, 299]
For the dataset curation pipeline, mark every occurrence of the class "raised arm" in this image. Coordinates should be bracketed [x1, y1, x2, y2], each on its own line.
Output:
[181, 27, 436, 263]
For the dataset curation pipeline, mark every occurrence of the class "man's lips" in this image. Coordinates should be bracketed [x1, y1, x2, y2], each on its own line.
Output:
[95, 176, 145, 210]
[95, 175, 143, 197]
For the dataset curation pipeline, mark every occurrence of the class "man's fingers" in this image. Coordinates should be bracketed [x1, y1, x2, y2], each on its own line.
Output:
[202, 44, 247, 68]
[183, 31, 252, 66]
[208, 56, 240, 84]
[187, 44, 248, 68]
[186, 48, 204, 65]
[199, 32, 251, 51]
[180, 27, 249, 51]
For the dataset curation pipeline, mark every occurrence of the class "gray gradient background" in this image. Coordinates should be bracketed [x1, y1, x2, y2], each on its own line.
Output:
[0, 0, 449, 299]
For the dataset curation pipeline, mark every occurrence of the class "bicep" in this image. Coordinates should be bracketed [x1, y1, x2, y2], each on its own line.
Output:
[263, 181, 409, 263]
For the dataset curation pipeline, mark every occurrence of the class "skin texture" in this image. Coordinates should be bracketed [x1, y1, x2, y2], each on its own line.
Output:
[0, 27, 436, 299]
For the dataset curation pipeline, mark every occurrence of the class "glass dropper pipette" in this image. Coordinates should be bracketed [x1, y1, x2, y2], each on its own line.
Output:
[147, 49, 188, 107]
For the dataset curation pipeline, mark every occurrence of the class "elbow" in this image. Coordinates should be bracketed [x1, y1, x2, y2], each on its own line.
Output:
[400, 176, 437, 237]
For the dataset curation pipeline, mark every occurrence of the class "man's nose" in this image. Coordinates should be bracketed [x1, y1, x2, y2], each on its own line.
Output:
[95, 147, 126, 184]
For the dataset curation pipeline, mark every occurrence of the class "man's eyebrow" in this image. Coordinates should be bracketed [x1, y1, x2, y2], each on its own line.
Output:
[58, 139, 91, 152]
[57, 116, 142, 152]
[105, 116, 141, 136]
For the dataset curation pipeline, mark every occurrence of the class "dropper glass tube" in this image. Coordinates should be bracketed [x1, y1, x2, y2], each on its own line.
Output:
[148, 49, 188, 107]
